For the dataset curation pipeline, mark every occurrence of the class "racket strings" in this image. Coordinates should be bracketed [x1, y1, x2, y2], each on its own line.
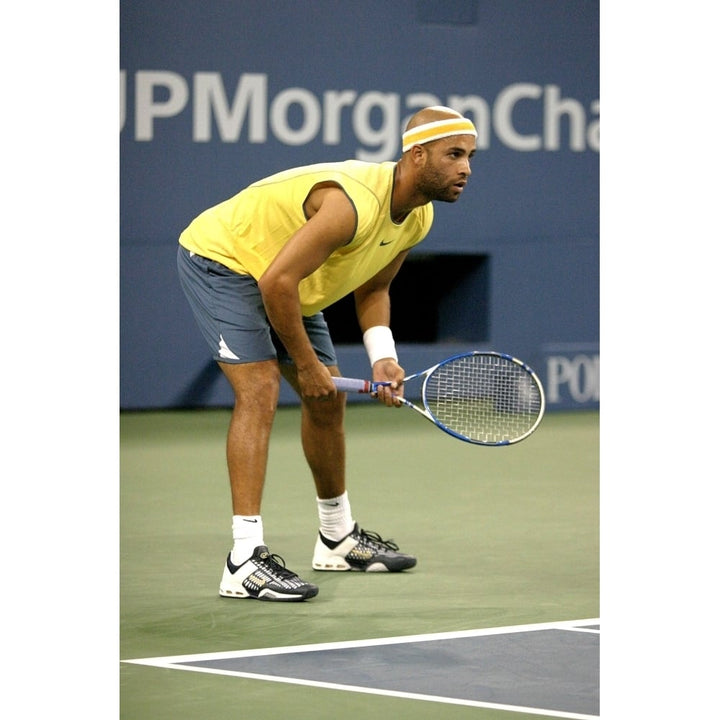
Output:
[423, 354, 543, 444]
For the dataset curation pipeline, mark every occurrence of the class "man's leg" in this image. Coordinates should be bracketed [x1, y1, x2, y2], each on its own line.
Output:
[219, 359, 281, 515]
[217, 359, 319, 601]
[280, 365, 417, 573]
[279, 364, 346, 499]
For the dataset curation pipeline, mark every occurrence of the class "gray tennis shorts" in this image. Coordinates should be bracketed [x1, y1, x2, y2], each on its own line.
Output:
[177, 245, 337, 366]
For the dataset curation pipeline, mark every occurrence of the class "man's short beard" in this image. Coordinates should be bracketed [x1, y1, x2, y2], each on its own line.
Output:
[417, 177, 460, 203]
[416, 168, 459, 203]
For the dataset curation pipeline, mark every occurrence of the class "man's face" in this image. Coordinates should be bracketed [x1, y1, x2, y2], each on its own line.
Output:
[416, 135, 476, 203]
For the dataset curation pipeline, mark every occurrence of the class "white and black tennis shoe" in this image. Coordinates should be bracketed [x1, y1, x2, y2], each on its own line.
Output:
[219, 546, 319, 601]
[312, 524, 417, 572]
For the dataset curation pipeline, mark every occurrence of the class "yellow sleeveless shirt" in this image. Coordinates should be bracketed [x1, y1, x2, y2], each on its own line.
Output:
[179, 160, 434, 315]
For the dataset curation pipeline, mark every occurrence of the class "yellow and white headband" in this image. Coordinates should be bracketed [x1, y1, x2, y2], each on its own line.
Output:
[401, 116, 477, 153]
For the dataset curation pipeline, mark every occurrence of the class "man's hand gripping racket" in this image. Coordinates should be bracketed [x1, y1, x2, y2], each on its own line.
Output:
[333, 351, 545, 446]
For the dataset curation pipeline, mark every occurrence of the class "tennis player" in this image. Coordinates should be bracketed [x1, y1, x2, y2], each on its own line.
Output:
[177, 106, 477, 601]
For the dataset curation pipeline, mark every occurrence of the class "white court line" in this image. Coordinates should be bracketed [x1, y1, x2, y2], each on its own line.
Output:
[123, 617, 600, 720]
[124, 664, 598, 720]
[565, 626, 600, 634]
[123, 617, 600, 665]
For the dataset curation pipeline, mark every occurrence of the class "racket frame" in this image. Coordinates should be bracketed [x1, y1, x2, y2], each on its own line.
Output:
[334, 350, 546, 446]
[420, 351, 545, 445]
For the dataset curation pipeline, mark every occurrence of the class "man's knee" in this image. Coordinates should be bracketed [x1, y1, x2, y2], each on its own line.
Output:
[220, 360, 282, 400]
[303, 393, 345, 427]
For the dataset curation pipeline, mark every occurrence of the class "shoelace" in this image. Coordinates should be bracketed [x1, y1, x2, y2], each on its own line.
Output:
[358, 528, 400, 552]
[257, 552, 298, 580]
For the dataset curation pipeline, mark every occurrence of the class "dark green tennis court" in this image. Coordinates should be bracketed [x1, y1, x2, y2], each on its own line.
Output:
[120, 405, 598, 719]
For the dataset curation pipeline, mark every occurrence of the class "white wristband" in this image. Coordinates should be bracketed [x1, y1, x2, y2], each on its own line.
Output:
[363, 325, 398, 366]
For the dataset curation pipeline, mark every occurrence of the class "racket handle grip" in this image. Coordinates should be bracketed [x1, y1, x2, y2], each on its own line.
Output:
[332, 377, 374, 393]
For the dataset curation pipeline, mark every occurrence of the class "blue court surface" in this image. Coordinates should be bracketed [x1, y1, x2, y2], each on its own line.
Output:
[124, 618, 599, 719]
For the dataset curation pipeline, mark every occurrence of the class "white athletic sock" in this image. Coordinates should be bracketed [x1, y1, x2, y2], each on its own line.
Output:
[230, 515, 264, 565]
[317, 492, 355, 541]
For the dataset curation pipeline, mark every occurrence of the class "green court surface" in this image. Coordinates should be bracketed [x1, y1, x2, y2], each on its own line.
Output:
[120, 405, 598, 719]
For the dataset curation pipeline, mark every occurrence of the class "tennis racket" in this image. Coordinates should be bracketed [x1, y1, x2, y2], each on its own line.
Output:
[333, 351, 545, 446]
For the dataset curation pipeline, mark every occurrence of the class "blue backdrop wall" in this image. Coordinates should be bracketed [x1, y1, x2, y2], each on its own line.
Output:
[120, 0, 599, 411]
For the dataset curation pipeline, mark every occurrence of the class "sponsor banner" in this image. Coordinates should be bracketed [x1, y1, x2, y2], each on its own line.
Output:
[540, 344, 600, 409]
[120, 71, 599, 160]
